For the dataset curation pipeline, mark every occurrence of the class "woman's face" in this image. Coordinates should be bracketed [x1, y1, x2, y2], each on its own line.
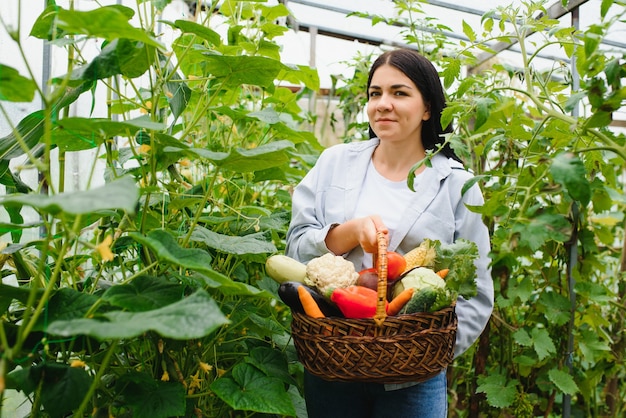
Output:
[367, 64, 430, 144]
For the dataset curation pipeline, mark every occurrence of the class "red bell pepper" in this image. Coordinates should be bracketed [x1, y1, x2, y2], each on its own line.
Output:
[330, 286, 388, 319]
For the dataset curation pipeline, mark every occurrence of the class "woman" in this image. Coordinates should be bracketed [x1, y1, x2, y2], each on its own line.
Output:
[285, 48, 494, 418]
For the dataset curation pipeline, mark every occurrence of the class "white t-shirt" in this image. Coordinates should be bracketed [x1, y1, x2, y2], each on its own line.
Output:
[353, 159, 421, 269]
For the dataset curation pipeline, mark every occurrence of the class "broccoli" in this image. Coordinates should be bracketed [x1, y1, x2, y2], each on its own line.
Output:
[401, 287, 437, 314]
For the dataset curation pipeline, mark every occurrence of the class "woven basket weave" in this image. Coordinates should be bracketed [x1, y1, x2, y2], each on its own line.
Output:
[291, 232, 457, 384]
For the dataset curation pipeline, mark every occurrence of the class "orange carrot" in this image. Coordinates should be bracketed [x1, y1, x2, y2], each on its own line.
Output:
[297, 285, 325, 318]
[436, 268, 449, 279]
[386, 287, 414, 316]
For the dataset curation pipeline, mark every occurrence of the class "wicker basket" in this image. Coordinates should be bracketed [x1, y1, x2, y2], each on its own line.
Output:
[291, 232, 457, 384]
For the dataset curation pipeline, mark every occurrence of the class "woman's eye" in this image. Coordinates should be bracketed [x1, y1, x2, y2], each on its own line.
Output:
[368, 91, 380, 98]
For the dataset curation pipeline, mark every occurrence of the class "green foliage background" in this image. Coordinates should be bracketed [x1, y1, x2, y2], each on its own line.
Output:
[0, 0, 625, 417]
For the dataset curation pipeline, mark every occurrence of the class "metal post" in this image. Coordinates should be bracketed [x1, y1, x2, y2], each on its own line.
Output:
[39, 0, 51, 239]
[563, 5, 580, 418]
[309, 25, 317, 125]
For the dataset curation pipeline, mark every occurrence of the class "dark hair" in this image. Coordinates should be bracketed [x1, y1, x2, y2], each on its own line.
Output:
[367, 49, 460, 162]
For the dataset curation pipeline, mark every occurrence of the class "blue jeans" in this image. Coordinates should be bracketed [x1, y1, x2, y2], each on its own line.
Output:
[303, 370, 448, 418]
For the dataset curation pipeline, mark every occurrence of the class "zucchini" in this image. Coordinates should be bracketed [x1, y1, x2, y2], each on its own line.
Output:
[265, 254, 307, 284]
[278, 281, 343, 317]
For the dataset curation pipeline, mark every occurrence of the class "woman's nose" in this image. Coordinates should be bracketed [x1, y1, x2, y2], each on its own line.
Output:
[376, 94, 392, 111]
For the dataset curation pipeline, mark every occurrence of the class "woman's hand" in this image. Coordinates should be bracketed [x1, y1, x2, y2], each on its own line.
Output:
[358, 215, 388, 253]
[325, 215, 388, 255]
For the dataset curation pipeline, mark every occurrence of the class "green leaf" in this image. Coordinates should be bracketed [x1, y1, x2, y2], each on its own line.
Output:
[508, 276, 534, 303]
[67, 38, 156, 81]
[474, 97, 494, 130]
[30, 4, 68, 40]
[0, 111, 45, 160]
[211, 363, 296, 416]
[245, 346, 296, 385]
[55, 6, 163, 49]
[163, 145, 229, 164]
[537, 291, 571, 326]
[548, 368, 579, 395]
[278, 64, 320, 91]
[32, 288, 99, 331]
[531, 327, 556, 361]
[442, 57, 461, 89]
[190, 226, 277, 255]
[600, 0, 614, 17]
[192, 271, 269, 297]
[248, 108, 282, 124]
[53, 115, 166, 152]
[117, 372, 186, 418]
[578, 328, 612, 364]
[0, 176, 139, 216]
[102, 275, 185, 312]
[0, 282, 45, 306]
[40, 364, 92, 418]
[476, 373, 518, 408]
[512, 213, 570, 251]
[0, 64, 37, 102]
[7, 363, 92, 418]
[202, 55, 286, 88]
[550, 152, 591, 206]
[5, 366, 37, 394]
[512, 328, 532, 347]
[46, 289, 230, 340]
[165, 70, 192, 121]
[462, 20, 476, 42]
[130, 229, 269, 297]
[0, 160, 33, 193]
[564, 91, 586, 113]
[129, 229, 213, 269]
[220, 140, 295, 172]
[260, 3, 290, 21]
[174, 19, 222, 45]
[585, 110, 613, 129]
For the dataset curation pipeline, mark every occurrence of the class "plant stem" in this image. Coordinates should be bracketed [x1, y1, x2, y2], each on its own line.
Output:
[14, 218, 80, 355]
[73, 339, 119, 417]
[182, 172, 220, 247]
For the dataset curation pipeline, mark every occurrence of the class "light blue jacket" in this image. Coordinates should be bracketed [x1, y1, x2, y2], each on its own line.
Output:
[285, 138, 494, 358]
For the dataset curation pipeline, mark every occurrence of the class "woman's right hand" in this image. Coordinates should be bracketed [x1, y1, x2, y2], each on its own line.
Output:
[358, 215, 388, 254]
[325, 215, 388, 256]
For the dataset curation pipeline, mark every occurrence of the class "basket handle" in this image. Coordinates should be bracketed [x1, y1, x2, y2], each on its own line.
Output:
[373, 231, 388, 327]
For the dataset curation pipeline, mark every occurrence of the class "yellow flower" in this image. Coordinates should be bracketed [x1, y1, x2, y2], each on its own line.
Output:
[139, 144, 151, 154]
[199, 361, 213, 374]
[70, 360, 86, 368]
[161, 371, 170, 381]
[188, 371, 202, 390]
[96, 235, 114, 262]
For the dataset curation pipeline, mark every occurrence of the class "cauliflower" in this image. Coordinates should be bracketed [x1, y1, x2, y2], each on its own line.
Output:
[305, 253, 359, 295]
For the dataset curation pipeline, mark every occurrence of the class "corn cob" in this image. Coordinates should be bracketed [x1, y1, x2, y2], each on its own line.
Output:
[402, 240, 437, 273]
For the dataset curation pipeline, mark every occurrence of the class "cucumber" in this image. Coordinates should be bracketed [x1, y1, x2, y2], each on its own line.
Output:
[278, 281, 343, 317]
[265, 254, 307, 284]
